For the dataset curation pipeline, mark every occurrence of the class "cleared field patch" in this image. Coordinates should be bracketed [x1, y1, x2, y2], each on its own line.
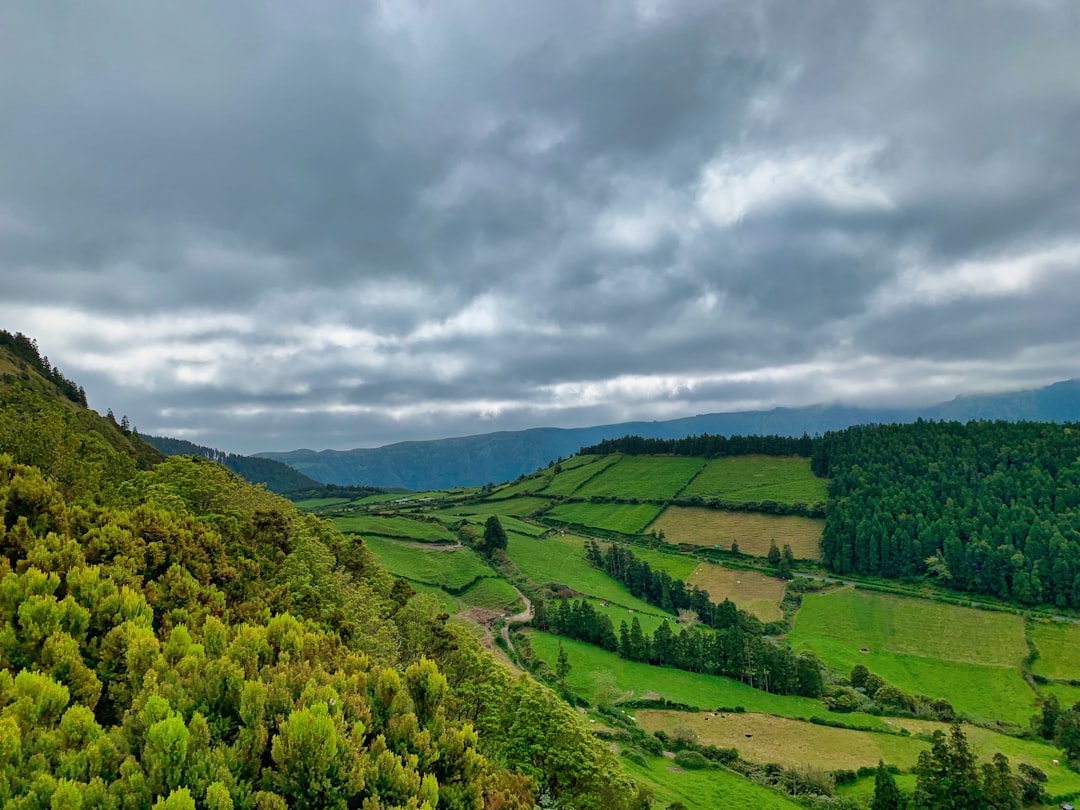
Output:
[506, 534, 658, 613]
[459, 578, 523, 613]
[651, 507, 822, 559]
[586, 599, 672, 636]
[492, 473, 550, 497]
[454, 497, 551, 517]
[680, 455, 827, 505]
[686, 564, 786, 623]
[616, 545, 700, 581]
[333, 514, 457, 543]
[1029, 620, 1080, 682]
[1038, 681, 1080, 708]
[545, 501, 661, 534]
[292, 496, 354, 510]
[788, 589, 1035, 725]
[362, 536, 492, 590]
[576, 455, 706, 500]
[543, 455, 622, 497]
[636, 710, 925, 772]
[622, 755, 801, 810]
[526, 631, 887, 728]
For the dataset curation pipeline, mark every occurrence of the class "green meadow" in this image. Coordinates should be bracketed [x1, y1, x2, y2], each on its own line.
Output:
[788, 589, 1035, 725]
[545, 501, 662, 534]
[332, 514, 457, 543]
[621, 755, 802, 810]
[542, 455, 622, 496]
[1028, 620, 1080, 682]
[362, 535, 493, 590]
[576, 455, 706, 500]
[679, 455, 828, 505]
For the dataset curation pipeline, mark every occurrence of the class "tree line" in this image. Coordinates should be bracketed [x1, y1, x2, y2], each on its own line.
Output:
[813, 420, 1080, 607]
[578, 432, 815, 458]
[0, 329, 87, 407]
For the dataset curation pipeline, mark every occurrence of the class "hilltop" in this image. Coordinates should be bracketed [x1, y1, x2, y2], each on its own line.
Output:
[258, 378, 1080, 488]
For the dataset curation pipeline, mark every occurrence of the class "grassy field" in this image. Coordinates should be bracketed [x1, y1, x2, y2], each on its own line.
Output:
[576, 455, 706, 500]
[526, 631, 888, 728]
[1038, 681, 1080, 709]
[651, 506, 823, 559]
[686, 564, 787, 623]
[542, 456, 622, 496]
[452, 496, 552, 517]
[679, 455, 828, 505]
[444, 513, 546, 537]
[332, 514, 457, 543]
[586, 599, 673, 636]
[545, 501, 661, 534]
[636, 710, 926, 771]
[459, 577, 523, 612]
[505, 534, 658, 613]
[788, 589, 1036, 725]
[614, 545, 700, 581]
[362, 536, 493, 590]
[1029, 620, 1080, 682]
[621, 755, 802, 810]
[292, 496, 354, 509]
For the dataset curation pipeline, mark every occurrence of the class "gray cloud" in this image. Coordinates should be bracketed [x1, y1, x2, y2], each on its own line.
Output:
[2, 0, 1079, 454]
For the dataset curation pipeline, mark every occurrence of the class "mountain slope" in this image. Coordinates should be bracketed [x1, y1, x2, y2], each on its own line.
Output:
[143, 433, 321, 493]
[259, 379, 1080, 488]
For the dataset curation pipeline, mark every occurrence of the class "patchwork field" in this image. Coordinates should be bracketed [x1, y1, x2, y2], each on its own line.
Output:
[292, 496, 354, 509]
[1028, 620, 1080, 682]
[679, 455, 828, 505]
[526, 631, 888, 728]
[576, 455, 706, 500]
[788, 589, 1035, 725]
[545, 501, 662, 534]
[651, 506, 823, 559]
[506, 534, 658, 613]
[586, 600, 673, 636]
[685, 564, 787, 623]
[332, 514, 457, 543]
[458, 577, 524, 612]
[621, 755, 802, 810]
[451, 496, 551, 517]
[362, 535, 493, 590]
[542, 455, 622, 496]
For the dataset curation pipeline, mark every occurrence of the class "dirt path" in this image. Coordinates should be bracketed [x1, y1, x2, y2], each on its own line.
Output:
[500, 586, 533, 656]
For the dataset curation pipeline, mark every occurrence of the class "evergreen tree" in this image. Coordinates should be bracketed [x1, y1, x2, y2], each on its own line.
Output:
[556, 643, 571, 682]
[481, 515, 508, 558]
[767, 539, 781, 566]
[870, 761, 904, 810]
[912, 723, 983, 810]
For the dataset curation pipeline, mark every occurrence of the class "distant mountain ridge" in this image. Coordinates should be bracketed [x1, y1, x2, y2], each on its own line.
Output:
[143, 434, 321, 493]
[257, 379, 1080, 490]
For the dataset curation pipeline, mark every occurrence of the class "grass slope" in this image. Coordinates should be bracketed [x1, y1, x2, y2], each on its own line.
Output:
[788, 589, 1035, 725]
[576, 455, 706, 500]
[545, 501, 661, 534]
[652, 507, 823, 559]
[362, 536, 493, 590]
[542, 455, 622, 496]
[685, 564, 787, 623]
[1029, 620, 1080, 682]
[680, 455, 827, 505]
[333, 514, 457, 543]
[621, 755, 802, 810]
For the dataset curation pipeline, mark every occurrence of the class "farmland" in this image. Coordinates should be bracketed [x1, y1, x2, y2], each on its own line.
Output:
[361, 535, 493, 590]
[575, 455, 706, 500]
[621, 755, 802, 810]
[545, 501, 662, 534]
[332, 514, 457, 543]
[1028, 620, 1080, 682]
[651, 506, 823, 559]
[788, 588, 1035, 725]
[450, 496, 551, 516]
[542, 455, 622, 496]
[679, 455, 828, 505]
[685, 564, 787, 622]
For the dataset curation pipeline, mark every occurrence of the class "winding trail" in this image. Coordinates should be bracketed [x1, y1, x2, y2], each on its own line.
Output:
[500, 586, 533, 657]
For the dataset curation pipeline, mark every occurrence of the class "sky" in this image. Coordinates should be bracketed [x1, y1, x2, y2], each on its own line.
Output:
[2, 1, 1080, 454]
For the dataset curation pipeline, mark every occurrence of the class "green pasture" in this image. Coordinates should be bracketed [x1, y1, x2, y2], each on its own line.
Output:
[651, 506, 823, 559]
[1028, 620, 1080, 682]
[505, 534, 658, 613]
[680, 455, 828, 505]
[362, 535, 492, 590]
[543, 455, 622, 496]
[333, 514, 457, 543]
[576, 455, 705, 500]
[618, 544, 701, 580]
[292, 496, 354, 509]
[1038, 681, 1080, 709]
[584, 599, 672, 636]
[526, 631, 887, 728]
[788, 589, 1035, 725]
[492, 473, 551, 497]
[545, 501, 661, 534]
[621, 755, 802, 810]
[453, 496, 551, 517]
[459, 578, 523, 612]
[835, 774, 917, 803]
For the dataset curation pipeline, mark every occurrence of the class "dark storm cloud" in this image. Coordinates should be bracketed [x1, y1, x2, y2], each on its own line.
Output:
[2, 0, 1080, 453]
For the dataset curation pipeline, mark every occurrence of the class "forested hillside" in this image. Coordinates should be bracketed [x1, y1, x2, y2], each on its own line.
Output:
[0, 336, 643, 809]
[815, 420, 1080, 606]
[143, 434, 322, 494]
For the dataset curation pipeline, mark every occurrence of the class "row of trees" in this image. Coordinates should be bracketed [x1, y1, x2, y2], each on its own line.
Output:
[537, 597, 823, 697]
[815, 420, 1080, 606]
[579, 432, 814, 458]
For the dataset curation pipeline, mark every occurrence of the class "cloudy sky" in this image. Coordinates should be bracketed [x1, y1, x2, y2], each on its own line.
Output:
[2, 1, 1079, 454]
